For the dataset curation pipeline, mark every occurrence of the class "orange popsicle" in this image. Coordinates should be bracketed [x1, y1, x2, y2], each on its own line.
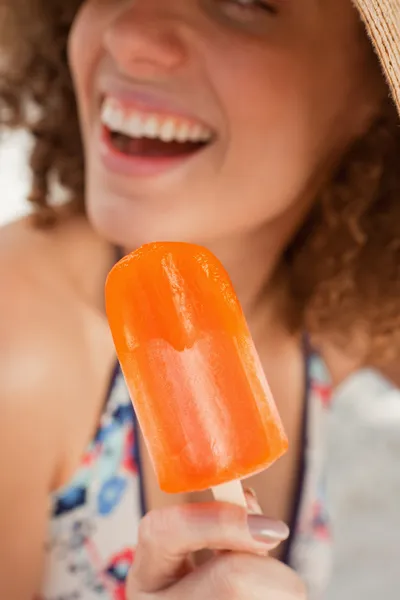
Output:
[105, 242, 288, 495]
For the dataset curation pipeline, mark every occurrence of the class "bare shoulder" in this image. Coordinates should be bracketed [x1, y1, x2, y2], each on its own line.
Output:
[0, 214, 115, 485]
[0, 216, 83, 387]
[1, 218, 65, 381]
[0, 219, 79, 466]
[0, 214, 117, 596]
[0, 216, 83, 598]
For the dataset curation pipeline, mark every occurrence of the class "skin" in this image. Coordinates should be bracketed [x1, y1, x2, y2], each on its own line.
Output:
[70, 0, 380, 308]
[0, 0, 390, 598]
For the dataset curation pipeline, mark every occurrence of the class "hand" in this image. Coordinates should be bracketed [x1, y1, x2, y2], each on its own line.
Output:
[127, 502, 306, 599]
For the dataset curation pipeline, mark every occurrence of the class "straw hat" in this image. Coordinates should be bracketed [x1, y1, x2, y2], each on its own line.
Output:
[354, 0, 400, 111]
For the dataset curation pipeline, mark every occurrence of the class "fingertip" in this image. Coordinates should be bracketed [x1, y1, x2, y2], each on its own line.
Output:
[247, 514, 290, 544]
[244, 488, 263, 515]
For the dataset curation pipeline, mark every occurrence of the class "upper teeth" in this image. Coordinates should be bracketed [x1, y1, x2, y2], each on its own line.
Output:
[101, 98, 213, 144]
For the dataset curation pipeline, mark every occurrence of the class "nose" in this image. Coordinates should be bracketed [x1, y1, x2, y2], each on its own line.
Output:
[103, 4, 188, 78]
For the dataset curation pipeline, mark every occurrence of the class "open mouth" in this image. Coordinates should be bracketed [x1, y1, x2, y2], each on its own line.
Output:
[101, 97, 215, 160]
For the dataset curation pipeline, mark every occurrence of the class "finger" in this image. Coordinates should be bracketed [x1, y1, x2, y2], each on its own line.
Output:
[244, 488, 263, 515]
[214, 489, 276, 558]
[130, 503, 289, 594]
[164, 553, 307, 600]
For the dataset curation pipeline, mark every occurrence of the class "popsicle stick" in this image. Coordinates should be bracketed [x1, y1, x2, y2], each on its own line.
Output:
[212, 480, 247, 508]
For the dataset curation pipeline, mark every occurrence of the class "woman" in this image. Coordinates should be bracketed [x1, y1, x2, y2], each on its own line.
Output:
[0, 0, 399, 598]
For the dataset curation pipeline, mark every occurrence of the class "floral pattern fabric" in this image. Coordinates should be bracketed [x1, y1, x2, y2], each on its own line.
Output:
[41, 369, 141, 600]
[40, 352, 332, 600]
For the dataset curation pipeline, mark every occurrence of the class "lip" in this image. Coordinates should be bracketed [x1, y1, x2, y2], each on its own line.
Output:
[98, 76, 215, 131]
[99, 124, 207, 177]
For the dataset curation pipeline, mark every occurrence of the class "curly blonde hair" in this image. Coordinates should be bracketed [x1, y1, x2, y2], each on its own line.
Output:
[1, 0, 399, 362]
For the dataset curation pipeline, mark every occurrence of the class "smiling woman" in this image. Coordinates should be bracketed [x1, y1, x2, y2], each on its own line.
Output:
[0, 0, 399, 599]
[1, 0, 399, 360]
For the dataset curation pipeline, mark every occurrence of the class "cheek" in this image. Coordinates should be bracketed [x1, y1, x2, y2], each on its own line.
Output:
[209, 35, 318, 145]
[206, 48, 352, 225]
[67, 3, 105, 128]
[214, 36, 364, 181]
[214, 49, 323, 175]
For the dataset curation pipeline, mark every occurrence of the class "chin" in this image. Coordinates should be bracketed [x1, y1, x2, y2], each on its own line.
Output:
[86, 191, 197, 251]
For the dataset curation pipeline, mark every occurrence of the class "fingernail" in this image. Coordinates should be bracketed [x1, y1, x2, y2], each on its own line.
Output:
[244, 488, 262, 515]
[245, 487, 257, 499]
[247, 514, 290, 544]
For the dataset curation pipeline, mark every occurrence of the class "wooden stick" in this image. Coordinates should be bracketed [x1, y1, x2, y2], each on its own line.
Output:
[212, 480, 247, 508]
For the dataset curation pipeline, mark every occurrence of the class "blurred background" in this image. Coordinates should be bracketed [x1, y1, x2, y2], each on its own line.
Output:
[0, 130, 31, 224]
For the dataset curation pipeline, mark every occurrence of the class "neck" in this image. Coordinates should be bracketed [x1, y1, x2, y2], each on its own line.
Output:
[120, 196, 314, 340]
[119, 205, 307, 340]
[205, 230, 280, 321]
[201, 206, 308, 339]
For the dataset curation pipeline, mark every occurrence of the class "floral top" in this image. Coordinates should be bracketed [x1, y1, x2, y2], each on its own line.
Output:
[40, 350, 333, 600]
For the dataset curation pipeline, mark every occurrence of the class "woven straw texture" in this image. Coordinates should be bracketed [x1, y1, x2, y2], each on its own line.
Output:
[354, 0, 400, 110]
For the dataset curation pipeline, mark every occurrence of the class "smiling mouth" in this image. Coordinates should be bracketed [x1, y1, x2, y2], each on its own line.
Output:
[101, 96, 215, 160]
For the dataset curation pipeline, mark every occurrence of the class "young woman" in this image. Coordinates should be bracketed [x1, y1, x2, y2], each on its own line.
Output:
[0, 0, 399, 598]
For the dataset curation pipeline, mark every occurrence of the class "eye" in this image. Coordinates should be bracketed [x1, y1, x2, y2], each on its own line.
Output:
[223, 0, 277, 15]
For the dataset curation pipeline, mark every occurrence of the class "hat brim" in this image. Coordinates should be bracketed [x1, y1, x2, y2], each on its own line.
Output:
[354, 0, 400, 113]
